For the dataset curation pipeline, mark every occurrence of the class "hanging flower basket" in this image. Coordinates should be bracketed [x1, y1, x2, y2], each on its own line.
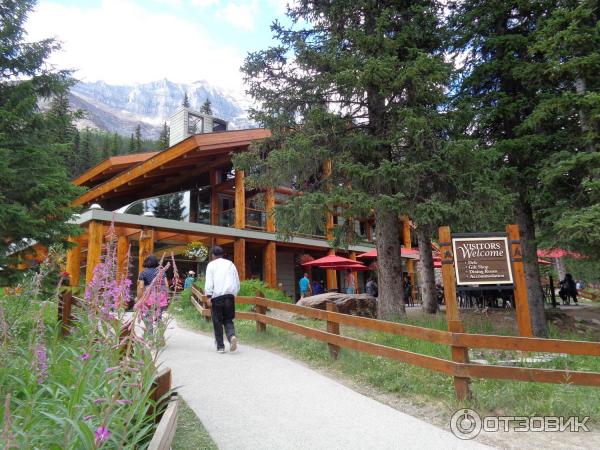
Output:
[297, 253, 314, 265]
[184, 241, 208, 261]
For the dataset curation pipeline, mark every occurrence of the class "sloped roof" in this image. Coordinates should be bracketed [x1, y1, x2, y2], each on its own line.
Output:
[73, 152, 158, 187]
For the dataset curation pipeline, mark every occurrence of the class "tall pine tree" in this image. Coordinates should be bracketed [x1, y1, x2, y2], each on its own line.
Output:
[134, 124, 142, 152]
[200, 98, 213, 115]
[0, 0, 81, 280]
[159, 122, 170, 150]
[234, 0, 485, 319]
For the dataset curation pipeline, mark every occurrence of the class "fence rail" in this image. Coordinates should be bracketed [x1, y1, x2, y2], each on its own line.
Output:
[191, 286, 600, 398]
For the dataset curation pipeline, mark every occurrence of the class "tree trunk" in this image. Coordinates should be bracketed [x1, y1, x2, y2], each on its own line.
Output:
[516, 197, 549, 337]
[375, 210, 405, 319]
[416, 225, 437, 314]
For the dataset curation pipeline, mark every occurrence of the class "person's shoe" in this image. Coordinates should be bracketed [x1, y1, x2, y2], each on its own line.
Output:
[217, 348, 225, 354]
[229, 336, 238, 352]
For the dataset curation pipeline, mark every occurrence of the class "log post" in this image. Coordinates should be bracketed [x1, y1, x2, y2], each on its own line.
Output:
[265, 188, 275, 232]
[402, 218, 417, 302]
[116, 235, 129, 282]
[85, 220, 103, 284]
[59, 289, 73, 336]
[263, 241, 277, 288]
[234, 169, 245, 229]
[439, 226, 471, 401]
[234, 238, 246, 281]
[65, 236, 82, 287]
[255, 295, 267, 333]
[138, 227, 155, 275]
[506, 224, 534, 337]
[326, 302, 340, 359]
[326, 249, 338, 291]
[349, 251, 359, 294]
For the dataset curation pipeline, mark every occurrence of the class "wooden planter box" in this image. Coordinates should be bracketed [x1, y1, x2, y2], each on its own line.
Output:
[147, 367, 179, 450]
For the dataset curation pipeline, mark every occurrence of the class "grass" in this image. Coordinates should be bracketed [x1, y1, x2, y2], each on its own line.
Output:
[172, 399, 218, 450]
[170, 288, 600, 426]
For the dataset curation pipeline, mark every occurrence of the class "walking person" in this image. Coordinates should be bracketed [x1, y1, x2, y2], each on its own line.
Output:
[205, 246, 240, 353]
[365, 276, 378, 298]
[299, 273, 311, 301]
[137, 255, 169, 335]
[560, 273, 579, 305]
[345, 269, 356, 294]
[183, 270, 196, 289]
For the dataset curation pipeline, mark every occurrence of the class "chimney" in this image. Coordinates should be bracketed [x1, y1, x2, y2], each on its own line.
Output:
[168, 106, 228, 147]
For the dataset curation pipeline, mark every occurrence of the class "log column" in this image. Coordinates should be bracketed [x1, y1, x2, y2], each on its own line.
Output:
[234, 238, 246, 281]
[349, 251, 359, 294]
[138, 227, 155, 275]
[85, 221, 103, 284]
[234, 169, 245, 229]
[65, 237, 82, 287]
[265, 188, 275, 233]
[116, 235, 129, 281]
[263, 241, 277, 288]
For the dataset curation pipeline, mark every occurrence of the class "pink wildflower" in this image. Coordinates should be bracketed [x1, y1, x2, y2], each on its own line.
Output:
[94, 426, 110, 445]
[80, 353, 90, 361]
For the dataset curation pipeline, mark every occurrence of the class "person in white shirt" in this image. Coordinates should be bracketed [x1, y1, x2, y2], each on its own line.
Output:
[205, 246, 240, 353]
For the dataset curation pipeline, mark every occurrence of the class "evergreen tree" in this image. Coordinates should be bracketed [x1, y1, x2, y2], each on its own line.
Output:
[159, 122, 170, 150]
[101, 133, 111, 160]
[112, 131, 120, 155]
[79, 128, 94, 171]
[71, 129, 81, 178]
[134, 124, 142, 152]
[0, 0, 81, 280]
[234, 0, 494, 319]
[182, 93, 190, 108]
[200, 98, 213, 115]
[449, 0, 554, 336]
[152, 193, 185, 221]
[129, 133, 135, 153]
[524, 0, 600, 256]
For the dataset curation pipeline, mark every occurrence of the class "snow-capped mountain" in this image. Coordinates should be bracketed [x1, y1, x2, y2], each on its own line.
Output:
[69, 79, 253, 138]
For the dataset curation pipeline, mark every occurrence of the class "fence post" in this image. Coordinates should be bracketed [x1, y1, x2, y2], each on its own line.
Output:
[326, 302, 340, 359]
[439, 226, 472, 401]
[255, 291, 267, 333]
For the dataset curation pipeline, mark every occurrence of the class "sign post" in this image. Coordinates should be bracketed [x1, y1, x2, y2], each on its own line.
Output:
[506, 224, 533, 337]
[439, 226, 471, 401]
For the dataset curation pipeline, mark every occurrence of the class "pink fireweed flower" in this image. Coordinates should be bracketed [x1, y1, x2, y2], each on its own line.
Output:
[80, 353, 90, 361]
[35, 344, 48, 384]
[93, 398, 107, 404]
[84, 415, 94, 421]
[116, 399, 132, 405]
[94, 426, 110, 445]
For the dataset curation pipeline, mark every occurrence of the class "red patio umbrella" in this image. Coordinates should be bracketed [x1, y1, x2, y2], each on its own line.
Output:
[537, 248, 583, 259]
[302, 254, 359, 267]
[538, 258, 553, 265]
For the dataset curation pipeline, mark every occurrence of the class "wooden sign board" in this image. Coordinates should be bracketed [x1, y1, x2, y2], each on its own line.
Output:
[452, 237, 513, 285]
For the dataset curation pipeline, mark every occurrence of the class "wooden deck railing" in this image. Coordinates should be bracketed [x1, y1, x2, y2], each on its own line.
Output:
[190, 286, 600, 398]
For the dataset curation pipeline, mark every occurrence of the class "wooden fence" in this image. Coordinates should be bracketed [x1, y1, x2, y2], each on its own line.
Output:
[191, 286, 600, 400]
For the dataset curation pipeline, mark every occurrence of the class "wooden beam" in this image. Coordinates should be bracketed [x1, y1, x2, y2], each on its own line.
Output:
[234, 238, 246, 281]
[439, 225, 471, 400]
[234, 170, 245, 229]
[85, 221, 103, 284]
[138, 228, 155, 275]
[73, 129, 270, 206]
[507, 224, 533, 337]
[263, 241, 277, 288]
[116, 235, 129, 282]
[65, 237, 82, 287]
[265, 188, 275, 232]
[326, 249, 338, 291]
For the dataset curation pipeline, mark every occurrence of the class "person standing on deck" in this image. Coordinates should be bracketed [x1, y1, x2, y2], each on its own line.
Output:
[205, 246, 240, 353]
[299, 273, 311, 301]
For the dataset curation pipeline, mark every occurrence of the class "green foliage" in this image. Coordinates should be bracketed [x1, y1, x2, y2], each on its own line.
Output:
[152, 192, 185, 221]
[158, 122, 170, 150]
[200, 99, 212, 115]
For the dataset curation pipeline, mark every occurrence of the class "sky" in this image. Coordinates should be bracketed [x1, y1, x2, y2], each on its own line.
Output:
[25, 0, 293, 95]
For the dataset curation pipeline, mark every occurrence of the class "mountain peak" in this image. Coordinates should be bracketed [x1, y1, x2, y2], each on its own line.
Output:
[70, 79, 252, 138]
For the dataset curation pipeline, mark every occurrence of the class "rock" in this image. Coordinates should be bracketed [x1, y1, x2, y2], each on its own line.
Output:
[297, 293, 377, 318]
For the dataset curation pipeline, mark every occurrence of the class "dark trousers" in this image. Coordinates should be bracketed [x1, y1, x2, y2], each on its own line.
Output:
[211, 294, 236, 349]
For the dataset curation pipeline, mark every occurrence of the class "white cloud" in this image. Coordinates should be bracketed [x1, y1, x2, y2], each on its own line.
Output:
[215, 0, 259, 31]
[190, 0, 219, 7]
[25, 0, 246, 94]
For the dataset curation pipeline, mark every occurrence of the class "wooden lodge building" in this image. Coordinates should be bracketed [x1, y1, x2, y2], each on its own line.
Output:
[65, 107, 418, 299]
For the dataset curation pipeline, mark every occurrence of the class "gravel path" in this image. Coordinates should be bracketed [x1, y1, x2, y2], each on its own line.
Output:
[161, 320, 492, 450]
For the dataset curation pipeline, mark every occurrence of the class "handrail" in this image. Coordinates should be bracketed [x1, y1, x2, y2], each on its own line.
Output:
[188, 287, 600, 397]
